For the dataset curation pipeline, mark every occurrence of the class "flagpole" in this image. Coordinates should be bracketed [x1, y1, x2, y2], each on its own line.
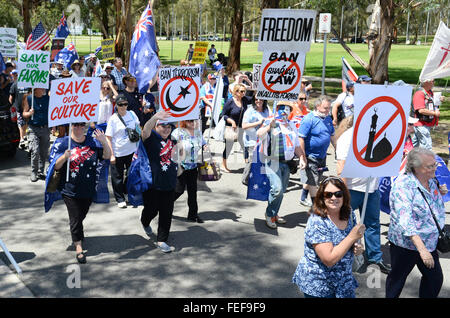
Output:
[66, 123, 72, 182]
[31, 88, 34, 121]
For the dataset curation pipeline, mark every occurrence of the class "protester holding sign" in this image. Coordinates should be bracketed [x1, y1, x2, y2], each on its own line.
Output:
[292, 176, 365, 298]
[199, 73, 217, 133]
[386, 148, 445, 298]
[105, 94, 140, 208]
[22, 88, 50, 182]
[336, 117, 391, 274]
[52, 124, 111, 264]
[141, 111, 177, 253]
[257, 102, 306, 229]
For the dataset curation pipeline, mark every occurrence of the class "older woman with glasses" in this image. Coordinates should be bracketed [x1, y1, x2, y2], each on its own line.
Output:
[105, 94, 140, 208]
[292, 176, 366, 298]
[52, 123, 111, 264]
[221, 83, 251, 172]
[386, 147, 446, 298]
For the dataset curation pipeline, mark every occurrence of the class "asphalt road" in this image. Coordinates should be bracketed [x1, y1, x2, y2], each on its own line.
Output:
[1, 133, 450, 299]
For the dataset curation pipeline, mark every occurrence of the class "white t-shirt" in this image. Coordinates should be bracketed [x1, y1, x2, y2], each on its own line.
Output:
[97, 96, 114, 124]
[335, 127, 379, 192]
[105, 111, 140, 157]
[334, 92, 354, 118]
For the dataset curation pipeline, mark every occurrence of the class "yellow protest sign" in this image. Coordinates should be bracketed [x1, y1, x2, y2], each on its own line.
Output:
[191, 41, 209, 64]
[101, 38, 115, 61]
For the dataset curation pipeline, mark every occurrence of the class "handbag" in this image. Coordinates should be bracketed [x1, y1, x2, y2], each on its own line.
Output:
[224, 126, 238, 142]
[287, 158, 299, 175]
[198, 148, 221, 181]
[117, 113, 140, 143]
[47, 169, 61, 193]
[417, 187, 450, 253]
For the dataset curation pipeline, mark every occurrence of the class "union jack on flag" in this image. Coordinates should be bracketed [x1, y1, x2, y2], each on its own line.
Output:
[132, 6, 154, 45]
[55, 12, 70, 38]
[26, 22, 50, 50]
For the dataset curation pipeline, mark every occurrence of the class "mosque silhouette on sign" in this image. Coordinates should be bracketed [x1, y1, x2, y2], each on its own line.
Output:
[364, 108, 392, 162]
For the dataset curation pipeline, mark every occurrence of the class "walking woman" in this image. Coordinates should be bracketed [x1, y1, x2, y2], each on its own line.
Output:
[292, 176, 366, 298]
[105, 94, 140, 208]
[172, 119, 207, 223]
[141, 111, 178, 253]
[386, 147, 446, 298]
[221, 83, 251, 172]
[53, 124, 111, 263]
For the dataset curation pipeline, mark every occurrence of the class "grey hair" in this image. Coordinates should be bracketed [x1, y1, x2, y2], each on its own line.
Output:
[314, 95, 330, 109]
[405, 147, 436, 173]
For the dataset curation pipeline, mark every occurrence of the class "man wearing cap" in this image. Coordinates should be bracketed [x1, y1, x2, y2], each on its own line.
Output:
[357, 75, 372, 84]
[332, 81, 355, 127]
[199, 73, 217, 133]
[412, 79, 443, 150]
[298, 95, 336, 207]
[257, 102, 306, 229]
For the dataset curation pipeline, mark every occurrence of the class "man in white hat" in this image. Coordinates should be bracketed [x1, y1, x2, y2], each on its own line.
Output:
[412, 78, 444, 150]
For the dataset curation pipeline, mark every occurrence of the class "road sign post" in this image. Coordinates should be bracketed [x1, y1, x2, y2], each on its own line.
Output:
[319, 13, 331, 95]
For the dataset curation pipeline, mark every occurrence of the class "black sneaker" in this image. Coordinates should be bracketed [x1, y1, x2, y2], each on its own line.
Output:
[38, 173, 46, 180]
[187, 216, 204, 223]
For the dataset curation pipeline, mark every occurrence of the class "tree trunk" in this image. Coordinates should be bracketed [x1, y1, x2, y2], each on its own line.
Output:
[114, 0, 132, 68]
[261, 0, 280, 9]
[368, 0, 394, 84]
[23, 0, 32, 40]
[226, 0, 243, 75]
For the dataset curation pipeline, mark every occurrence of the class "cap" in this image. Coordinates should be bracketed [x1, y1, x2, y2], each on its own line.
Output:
[346, 81, 355, 90]
[357, 75, 372, 82]
[156, 120, 175, 128]
[420, 78, 434, 84]
[408, 116, 419, 124]
[115, 94, 128, 104]
[213, 61, 223, 71]
[104, 62, 113, 69]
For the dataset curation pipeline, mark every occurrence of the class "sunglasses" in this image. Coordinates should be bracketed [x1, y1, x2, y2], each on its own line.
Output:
[324, 190, 344, 199]
[102, 87, 111, 90]
[299, 98, 306, 101]
[117, 103, 128, 107]
[239, 90, 246, 93]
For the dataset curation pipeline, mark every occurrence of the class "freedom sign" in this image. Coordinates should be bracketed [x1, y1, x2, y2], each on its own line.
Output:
[48, 77, 101, 127]
[159, 66, 201, 122]
[258, 9, 316, 52]
[341, 84, 412, 178]
[256, 51, 305, 101]
[17, 50, 50, 89]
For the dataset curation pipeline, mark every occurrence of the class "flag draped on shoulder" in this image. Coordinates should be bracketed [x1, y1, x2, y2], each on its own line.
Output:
[419, 21, 450, 81]
[129, 1, 161, 94]
[26, 22, 50, 50]
[55, 43, 79, 70]
[44, 136, 110, 212]
[247, 143, 271, 201]
[341, 57, 358, 91]
[127, 140, 153, 207]
[55, 12, 70, 39]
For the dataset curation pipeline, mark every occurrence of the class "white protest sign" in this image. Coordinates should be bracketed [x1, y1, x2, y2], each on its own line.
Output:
[159, 66, 201, 122]
[319, 13, 332, 34]
[341, 84, 412, 178]
[17, 50, 50, 89]
[48, 77, 101, 127]
[256, 51, 305, 101]
[0, 28, 17, 57]
[258, 9, 316, 52]
[252, 64, 261, 90]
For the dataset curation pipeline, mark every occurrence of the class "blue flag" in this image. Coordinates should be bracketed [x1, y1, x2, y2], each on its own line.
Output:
[55, 12, 70, 39]
[54, 42, 78, 70]
[0, 52, 5, 73]
[129, 2, 160, 94]
[247, 144, 271, 201]
[127, 140, 153, 207]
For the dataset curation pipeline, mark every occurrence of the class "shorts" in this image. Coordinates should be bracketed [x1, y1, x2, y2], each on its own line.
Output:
[17, 113, 28, 127]
[300, 156, 327, 186]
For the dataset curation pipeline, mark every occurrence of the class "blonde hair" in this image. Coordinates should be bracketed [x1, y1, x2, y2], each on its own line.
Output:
[232, 83, 246, 96]
[335, 115, 354, 141]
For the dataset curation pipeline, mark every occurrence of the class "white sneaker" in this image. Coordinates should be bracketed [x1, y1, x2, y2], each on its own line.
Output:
[156, 242, 175, 253]
[275, 215, 287, 224]
[265, 215, 277, 229]
[118, 202, 127, 208]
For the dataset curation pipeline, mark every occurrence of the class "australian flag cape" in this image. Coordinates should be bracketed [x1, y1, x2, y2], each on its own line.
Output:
[378, 154, 450, 214]
[44, 135, 110, 212]
[126, 139, 153, 207]
[246, 142, 271, 201]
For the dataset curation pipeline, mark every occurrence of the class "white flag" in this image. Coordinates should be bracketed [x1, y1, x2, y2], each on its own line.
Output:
[419, 21, 450, 81]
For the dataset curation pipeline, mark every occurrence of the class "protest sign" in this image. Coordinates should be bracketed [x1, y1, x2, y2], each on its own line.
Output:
[191, 41, 208, 64]
[256, 51, 305, 101]
[101, 38, 115, 61]
[159, 66, 201, 122]
[258, 9, 316, 52]
[252, 64, 261, 90]
[17, 50, 50, 89]
[341, 84, 412, 178]
[48, 77, 101, 127]
[0, 28, 17, 57]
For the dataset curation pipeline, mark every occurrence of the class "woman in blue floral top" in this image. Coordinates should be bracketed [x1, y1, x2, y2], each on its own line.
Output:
[292, 176, 366, 298]
[386, 147, 446, 298]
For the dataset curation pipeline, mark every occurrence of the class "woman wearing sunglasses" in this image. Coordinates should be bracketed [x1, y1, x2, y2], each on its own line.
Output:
[292, 176, 366, 298]
[52, 123, 111, 264]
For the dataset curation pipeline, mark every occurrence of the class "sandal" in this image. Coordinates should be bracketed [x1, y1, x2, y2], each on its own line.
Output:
[76, 251, 87, 264]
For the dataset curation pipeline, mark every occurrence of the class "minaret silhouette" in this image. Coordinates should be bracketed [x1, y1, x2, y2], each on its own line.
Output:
[365, 108, 378, 161]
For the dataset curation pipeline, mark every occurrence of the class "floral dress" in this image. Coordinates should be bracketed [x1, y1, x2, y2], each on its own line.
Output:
[292, 212, 358, 298]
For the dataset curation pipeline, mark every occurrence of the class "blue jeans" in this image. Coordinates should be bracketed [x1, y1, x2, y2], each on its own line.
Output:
[265, 161, 290, 217]
[349, 189, 383, 263]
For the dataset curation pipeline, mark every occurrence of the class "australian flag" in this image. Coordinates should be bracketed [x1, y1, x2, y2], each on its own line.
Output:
[247, 144, 271, 201]
[129, 2, 161, 94]
[55, 12, 70, 39]
[55, 42, 79, 70]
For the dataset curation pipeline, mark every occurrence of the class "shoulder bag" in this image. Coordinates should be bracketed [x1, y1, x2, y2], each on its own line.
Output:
[417, 187, 450, 253]
[117, 112, 140, 143]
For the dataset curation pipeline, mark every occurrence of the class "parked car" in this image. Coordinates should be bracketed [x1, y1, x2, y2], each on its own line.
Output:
[242, 37, 249, 42]
[315, 38, 324, 43]
[0, 103, 19, 158]
[329, 37, 340, 43]
[349, 37, 366, 43]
